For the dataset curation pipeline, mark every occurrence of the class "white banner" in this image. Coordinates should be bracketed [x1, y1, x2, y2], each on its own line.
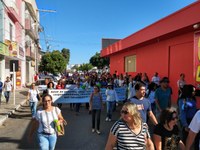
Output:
[49, 87, 127, 103]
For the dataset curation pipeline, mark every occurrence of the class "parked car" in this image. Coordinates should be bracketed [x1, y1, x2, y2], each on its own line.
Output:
[40, 75, 57, 82]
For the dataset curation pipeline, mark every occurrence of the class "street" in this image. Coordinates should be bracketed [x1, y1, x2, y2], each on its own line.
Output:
[0, 102, 122, 150]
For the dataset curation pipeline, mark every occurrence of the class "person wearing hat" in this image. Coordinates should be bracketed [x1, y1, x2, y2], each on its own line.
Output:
[154, 77, 172, 118]
[105, 83, 118, 122]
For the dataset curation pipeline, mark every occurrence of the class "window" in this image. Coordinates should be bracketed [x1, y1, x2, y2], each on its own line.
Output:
[125, 55, 136, 72]
[9, 23, 13, 41]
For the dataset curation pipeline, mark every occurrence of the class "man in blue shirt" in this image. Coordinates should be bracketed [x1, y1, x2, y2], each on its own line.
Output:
[130, 82, 158, 125]
[0, 78, 3, 105]
[155, 77, 172, 112]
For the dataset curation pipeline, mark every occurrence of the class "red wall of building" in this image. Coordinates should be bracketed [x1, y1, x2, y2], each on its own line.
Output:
[110, 32, 194, 103]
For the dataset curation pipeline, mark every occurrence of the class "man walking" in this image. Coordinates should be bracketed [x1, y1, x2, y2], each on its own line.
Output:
[130, 82, 158, 125]
[3, 76, 13, 104]
[155, 77, 172, 113]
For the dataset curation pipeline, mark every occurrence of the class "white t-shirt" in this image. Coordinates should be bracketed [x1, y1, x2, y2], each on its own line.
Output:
[4, 81, 12, 91]
[118, 79, 124, 87]
[189, 110, 200, 149]
[36, 107, 61, 134]
[28, 89, 39, 102]
[177, 79, 186, 89]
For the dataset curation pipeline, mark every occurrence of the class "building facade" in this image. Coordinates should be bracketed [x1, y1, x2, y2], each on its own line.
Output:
[0, 0, 40, 87]
[100, 1, 200, 105]
[24, 0, 40, 84]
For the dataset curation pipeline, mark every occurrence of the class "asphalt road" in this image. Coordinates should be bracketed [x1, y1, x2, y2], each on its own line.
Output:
[0, 102, 122, 150]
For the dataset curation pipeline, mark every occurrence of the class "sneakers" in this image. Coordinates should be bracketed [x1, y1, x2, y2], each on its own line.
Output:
[92, 129, 95, 133]
[96, 130, 101, 135]
[105, 117, 112, 122]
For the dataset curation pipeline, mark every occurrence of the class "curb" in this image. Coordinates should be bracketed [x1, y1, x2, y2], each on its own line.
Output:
[0, 99, 27, 126]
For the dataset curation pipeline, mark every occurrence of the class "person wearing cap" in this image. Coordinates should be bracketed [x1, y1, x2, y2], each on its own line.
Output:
[154, 77, 172, 115]
[105, 83, 118, 122]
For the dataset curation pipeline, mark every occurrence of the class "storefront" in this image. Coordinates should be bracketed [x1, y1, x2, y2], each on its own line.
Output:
[100, 1, 200, 105]
[0, 42, 9, 81]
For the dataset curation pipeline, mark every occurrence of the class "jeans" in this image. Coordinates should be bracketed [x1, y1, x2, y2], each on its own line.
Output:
[106, 101, 115, 119]
[4, 91, 11, 103]
[29, 101, 38, 118]
[92, 109, 101, 130]
[38, 133, 57, 150]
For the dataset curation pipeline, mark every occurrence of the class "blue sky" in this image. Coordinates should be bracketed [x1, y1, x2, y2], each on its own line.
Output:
[36, 0, 196, 65]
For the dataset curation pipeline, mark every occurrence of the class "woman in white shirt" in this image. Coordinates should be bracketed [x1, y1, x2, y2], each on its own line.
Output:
[105, 84, 118, 122]
[27, 83, 40, 118]
[29, 94, 66, 150]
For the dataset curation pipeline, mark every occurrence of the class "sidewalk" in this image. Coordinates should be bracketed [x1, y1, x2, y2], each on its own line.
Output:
[0, 88, 28, 126]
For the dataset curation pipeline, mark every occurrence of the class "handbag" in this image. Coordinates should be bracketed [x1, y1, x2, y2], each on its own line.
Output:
[56, 119, 67, 136]
[36, 94, 40, 101]
[54, 107, 67, 136]
[36, 90, 41, 101]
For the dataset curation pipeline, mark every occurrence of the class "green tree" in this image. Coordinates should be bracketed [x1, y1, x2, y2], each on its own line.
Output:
[78, 63, 93, 71]
[89, 52, 109, 69]
[61, 48, 70, 64]
[39, 50, 66, 75]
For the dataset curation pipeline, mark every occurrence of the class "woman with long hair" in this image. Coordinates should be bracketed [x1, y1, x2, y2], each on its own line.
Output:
[105, 102, 154, 150]
[29, 94, 66, 150]
[178, 84, 197, 145]
[153, 108, 185, 150]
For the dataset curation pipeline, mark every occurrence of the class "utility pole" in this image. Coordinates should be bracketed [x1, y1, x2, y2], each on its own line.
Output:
[37, 9, 56, 52]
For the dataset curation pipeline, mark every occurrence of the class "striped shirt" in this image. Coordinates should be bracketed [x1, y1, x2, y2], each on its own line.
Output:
[111, 119, 150, 150]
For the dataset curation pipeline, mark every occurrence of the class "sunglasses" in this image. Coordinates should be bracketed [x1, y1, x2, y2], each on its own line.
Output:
[121, 110, 129, 115]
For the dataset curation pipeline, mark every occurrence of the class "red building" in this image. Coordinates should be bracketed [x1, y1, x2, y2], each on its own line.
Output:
[100, 1, 200, 105]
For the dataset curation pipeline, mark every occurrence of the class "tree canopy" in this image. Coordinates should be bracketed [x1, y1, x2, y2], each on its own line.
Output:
[89, 52, 109, 69]
[61, 48, 70, 64]
[39, 50, 66, 75]
[78, 63, 93, 71]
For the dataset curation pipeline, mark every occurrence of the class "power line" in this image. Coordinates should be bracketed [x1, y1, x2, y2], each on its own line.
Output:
[37, 9, 56, 13]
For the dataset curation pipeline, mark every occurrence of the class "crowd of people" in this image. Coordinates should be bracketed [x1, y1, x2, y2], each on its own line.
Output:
[28, 71, 199, 150]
